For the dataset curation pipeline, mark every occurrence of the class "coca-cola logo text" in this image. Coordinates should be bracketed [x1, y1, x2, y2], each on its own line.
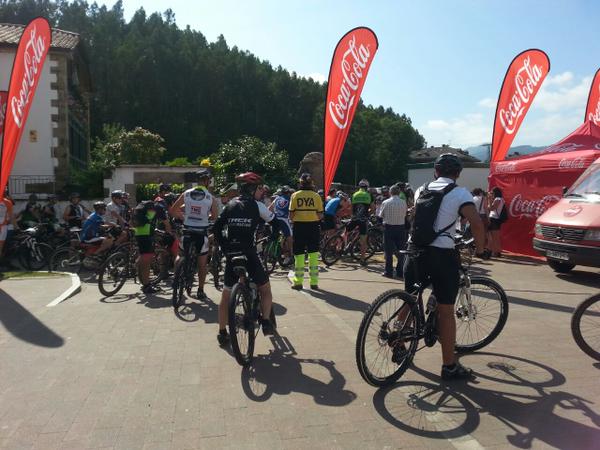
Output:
[509, 194, 560, 219]
[494, 162, 517, 173]
[328, 35, 371, 130]
[498, 56, 544, 135]
[588, 85, 600, 125]
[558, 157, 586, 169]
[10, 25, 47, 129]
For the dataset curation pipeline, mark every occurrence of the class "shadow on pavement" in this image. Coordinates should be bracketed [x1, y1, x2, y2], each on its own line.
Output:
[557, 270, 600, 288]
[305, 287, 370, 313]
[373, 352, 600, 448]
[507, 294, 583, 315]
[241, 335, 356, 406]
[0, 288, 64, 348]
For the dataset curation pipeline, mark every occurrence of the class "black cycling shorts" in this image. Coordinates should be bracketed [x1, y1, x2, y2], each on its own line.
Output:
[180, 231, 209, 255]
[292, 221, 320, 254]
[136, 236, 153, 255]
[223, 250, 268, 289]
[403, 247, 460, 305]
[348, 218, 368, 236]
[322, 214, 336, 231]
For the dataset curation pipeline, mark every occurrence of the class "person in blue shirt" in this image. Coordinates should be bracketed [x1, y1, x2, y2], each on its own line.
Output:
[323, 191, 350, 238]
[81, 201, 114, 256]
[269, 185, 293, 264]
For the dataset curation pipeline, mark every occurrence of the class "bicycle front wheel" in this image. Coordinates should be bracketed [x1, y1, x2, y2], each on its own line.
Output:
[350, 235, 375, 261]
[228, 283, 256, 366]
[322, 235, 343, 266]
[454, 276, 509, 353]
[22, 242, 53, 271]
[98, 252, 130, 297]
[356, 289, 419, 387]
[172, 258, 187, 309]
[571, 294, 600, 361]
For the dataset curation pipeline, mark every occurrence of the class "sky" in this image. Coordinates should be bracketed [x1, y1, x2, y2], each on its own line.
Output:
[121, 0, 599, 149]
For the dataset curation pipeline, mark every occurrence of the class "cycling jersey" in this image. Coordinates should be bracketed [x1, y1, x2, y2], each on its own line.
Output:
[66, 203, 85, 228]
[289, 190, 323, 222]
[273, 195, 290, 219]
[324, 197, 341, 216]
[81, 212, 104, 242]
[352, 189, 372, 220]
[183, 186, 213, 228]
[213, 196, 274, 253]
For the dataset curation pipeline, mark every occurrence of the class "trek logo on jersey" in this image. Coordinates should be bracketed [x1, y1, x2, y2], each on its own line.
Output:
[296, 197, 315, 208]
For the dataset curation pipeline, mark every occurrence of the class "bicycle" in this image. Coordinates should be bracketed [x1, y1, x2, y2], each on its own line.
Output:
[321, 219, 375, 266]
[171, 228, 204, 308]
[355, 238, 509, 387]
[227, 252, 277, 366]
[258, 226, 293, 274]
[571, 293, 600, 361]
[6, 226, 53, 271]
[208, 237, 224, 291]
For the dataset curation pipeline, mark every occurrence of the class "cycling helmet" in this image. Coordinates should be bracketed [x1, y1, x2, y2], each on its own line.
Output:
[235, 172, 263, 185]
[280, 185, 292, 195]
[158, 183, 171, 192]
[195, 168, 212, 180]
[358, 179, 369, 188]
[381, 185, 389, 193]
[164, 193, 178, 206]
[93, 201, 107, 211]
[434, 153, 463, 174]
[111, 190, 123, 199]
[299, 172, 313, 188]
[336, 190, 348, 199]
[317, 189, 324, 197]
[69, 192, 80, 200]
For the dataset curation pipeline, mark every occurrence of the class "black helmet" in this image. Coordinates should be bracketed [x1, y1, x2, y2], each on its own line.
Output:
[434, 153, 463, 175]
[93, 201, 107, 211]
[299, 172, 313, 188]
[164, 193, 178, 206]
[381, 185, 389, 193]
[70, 192, 80, 199]
[195, 168, 212, 180]
[280, 185, 291, 194]
[111, 190, 123, 199]
[158, 183, 171, 192]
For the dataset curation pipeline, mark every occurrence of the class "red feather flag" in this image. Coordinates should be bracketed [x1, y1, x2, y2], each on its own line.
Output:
[585, 69, 600, 126]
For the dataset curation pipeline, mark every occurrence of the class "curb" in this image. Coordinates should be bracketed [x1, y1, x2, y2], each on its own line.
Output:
[46, 272, 81, 307]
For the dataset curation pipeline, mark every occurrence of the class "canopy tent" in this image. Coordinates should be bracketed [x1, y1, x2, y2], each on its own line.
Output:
[489, 120, 600, 256]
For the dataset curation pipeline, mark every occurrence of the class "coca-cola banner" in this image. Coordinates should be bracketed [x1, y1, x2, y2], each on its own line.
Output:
[0, 91, 7, 140]
[324, 27, 378, 192]
[585, 68, 600, 126]
[491, 49, 550, 162]
[0, 17, 51, 196]
[489, 121, 600, 255]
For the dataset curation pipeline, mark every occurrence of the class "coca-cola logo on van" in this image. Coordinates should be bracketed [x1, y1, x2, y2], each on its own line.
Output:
[558, 156, 586, 170]
[509, 194, 560, 218]
[494, 162, 517, 173]
[564, 204, 583, 217]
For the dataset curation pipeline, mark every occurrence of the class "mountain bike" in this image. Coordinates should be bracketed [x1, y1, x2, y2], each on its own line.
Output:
[208, 239, 224, 291]
[258, 227, 293, 274]
[321, 219, 375, 266]
[355, 238, 508, 387]
[571, 293, 600, 361]
[227, 252, 277, 366]
[172, 228, 204, 308]
[6, 227, 53, 270]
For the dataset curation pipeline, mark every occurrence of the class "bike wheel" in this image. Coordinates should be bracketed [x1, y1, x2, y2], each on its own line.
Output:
[571, 294, 600, 361]
[98, 252, 129, 297]
[210, 248, 224, 291]
[356, 289, 419, 387]
[454, 277, 509, 353]
[149, 248, 169, 284]
[172, 258, 187, 309]
[50, 247, 82, 274]
[350, 235, 375, 261]
[228, 283, 256, 366]
[322, 235, 343, 266]
[368, 228, 384, 253]
[22, 242, 53, 271]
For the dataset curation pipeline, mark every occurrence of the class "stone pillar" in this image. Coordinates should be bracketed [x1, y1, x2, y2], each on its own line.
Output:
[297, 152, 324, 190]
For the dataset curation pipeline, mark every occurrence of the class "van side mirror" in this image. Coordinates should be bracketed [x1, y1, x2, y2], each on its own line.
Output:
[562, 186, 568, 196]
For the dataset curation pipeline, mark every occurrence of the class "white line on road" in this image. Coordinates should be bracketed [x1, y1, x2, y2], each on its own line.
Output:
[46, 272, 81, 307]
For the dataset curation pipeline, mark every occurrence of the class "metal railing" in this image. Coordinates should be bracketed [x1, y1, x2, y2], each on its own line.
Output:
[8, 175, 56, 198]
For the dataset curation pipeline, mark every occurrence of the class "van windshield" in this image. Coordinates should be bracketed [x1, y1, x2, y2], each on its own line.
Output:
[567, 162, 600, 202]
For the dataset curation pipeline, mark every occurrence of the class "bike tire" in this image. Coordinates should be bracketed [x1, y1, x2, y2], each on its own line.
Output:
[356, 289, 419, 387]
[368, 228, 384, 253]
[228, 283, 255, 366]
[571, 294, 600, 361]
[98, 252, 129, 297]
[149, 248, 169, 285]
[262, 240, 278, 274]
[350, 235, 375, 261]
[25, 242, 53, 271]
[454, 276, 509, 353]
[172, 258, 187, 309]
[50, 247, 82, 274]
[322, 235, 343, 266]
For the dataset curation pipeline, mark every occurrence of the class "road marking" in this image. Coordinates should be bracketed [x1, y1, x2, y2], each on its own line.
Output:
[46, 272, 81, 307]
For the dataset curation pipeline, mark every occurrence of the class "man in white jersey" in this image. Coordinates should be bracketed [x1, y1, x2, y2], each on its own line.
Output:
[170, 168, 218, 301]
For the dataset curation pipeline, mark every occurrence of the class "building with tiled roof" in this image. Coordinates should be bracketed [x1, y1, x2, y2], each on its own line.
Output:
[409, 144, 481, 163]
[0, 23, 90, 198]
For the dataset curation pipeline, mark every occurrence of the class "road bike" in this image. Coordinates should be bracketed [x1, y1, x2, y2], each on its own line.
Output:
[571, 293, 600, 361]
[321, 219, 376, 266]
[227, 252, 277, 366]
[355, 238, 509, 387]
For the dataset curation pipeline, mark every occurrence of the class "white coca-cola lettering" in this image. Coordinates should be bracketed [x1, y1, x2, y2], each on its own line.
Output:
[10, 25, 47, 129]
[539, 142, 584, 155]
[588, 85, 600, 124]
[328, 35, 371, 130]
[558, 156, 586, 169]
[494, 162, 517, 173]
[509, 194, 560, 219]
[498, 56, 544, 135]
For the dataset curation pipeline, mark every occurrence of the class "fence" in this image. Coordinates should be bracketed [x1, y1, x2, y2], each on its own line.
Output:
[8, 175, 56, 199]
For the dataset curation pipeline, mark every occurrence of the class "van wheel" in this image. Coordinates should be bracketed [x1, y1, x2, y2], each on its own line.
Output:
[548, 260, 575, 273]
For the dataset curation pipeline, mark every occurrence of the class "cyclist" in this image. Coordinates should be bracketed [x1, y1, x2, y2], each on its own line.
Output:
[41, 194, 63, 234]
[404, 153, 486, 380]
[289, 173, 323, 290]
[269, 185, 293, 265]
[170, 168, 218, 301]
[351, 179, 374, 266]
[80, 201, 114, 257]
[106, 191, 127, 226]
[63, 192, 87, 228]
[322, 191, 349, 239]
[155, 183, 171, 203]
[0, 195, 17, 268]
[132, 201, 160, 294]
[16, 194, 41, 228]
[213, 171, 278, 345]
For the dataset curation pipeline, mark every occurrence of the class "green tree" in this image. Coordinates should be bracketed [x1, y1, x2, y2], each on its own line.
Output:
[117, 127, 165, 164]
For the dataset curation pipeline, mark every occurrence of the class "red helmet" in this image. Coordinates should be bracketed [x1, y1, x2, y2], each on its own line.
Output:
[235, 172, 263, 185]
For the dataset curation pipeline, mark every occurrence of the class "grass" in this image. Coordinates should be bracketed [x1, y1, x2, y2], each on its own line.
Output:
[0, 271, 67, 280]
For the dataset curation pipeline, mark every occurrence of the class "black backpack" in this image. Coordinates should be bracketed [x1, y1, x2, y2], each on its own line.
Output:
[411, 182, 457, 247]
[498, 203, 508, 223]
[132, 201, 153, 227]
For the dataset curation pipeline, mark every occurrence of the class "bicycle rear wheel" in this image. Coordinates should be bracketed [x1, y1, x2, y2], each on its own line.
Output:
[228, 283, 256, 366]
[98, 252, 130, 297]
[322, 235, 343, 266]
[172, 258, 187, 309]
[571, 294, 600, 361]
[21, 242, 53, 271]
[454, 277, 509, 353]
[209, 247, 224, 291]
[356, 289, 419, 387]
[50, 247, 82, 274]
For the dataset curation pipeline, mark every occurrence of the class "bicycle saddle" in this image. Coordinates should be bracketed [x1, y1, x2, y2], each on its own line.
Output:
[231, 255, 248, 276]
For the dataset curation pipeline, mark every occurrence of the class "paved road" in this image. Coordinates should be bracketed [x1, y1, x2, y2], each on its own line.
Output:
[0, 257, 599, 449]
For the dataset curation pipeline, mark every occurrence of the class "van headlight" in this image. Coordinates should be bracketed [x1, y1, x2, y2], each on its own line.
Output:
[534, 223, 542, 236]
[584, 229, 600, 241]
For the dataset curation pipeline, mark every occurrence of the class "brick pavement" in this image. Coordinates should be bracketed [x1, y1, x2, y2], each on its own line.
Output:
[0, 259, 599, 449]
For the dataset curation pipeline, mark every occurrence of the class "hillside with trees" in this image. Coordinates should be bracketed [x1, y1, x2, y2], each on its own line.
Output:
[0, 0, 425, 185]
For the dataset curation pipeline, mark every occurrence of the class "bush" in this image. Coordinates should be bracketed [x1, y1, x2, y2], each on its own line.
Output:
[136, 183, 184, 201]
